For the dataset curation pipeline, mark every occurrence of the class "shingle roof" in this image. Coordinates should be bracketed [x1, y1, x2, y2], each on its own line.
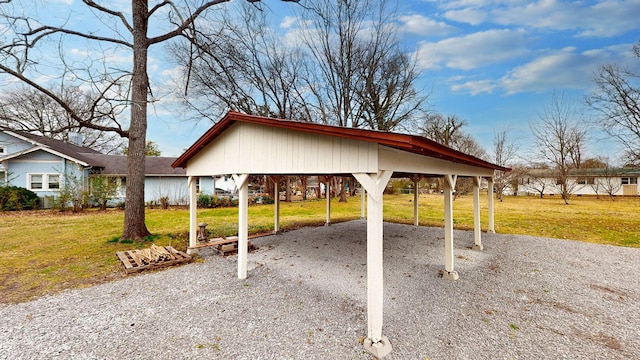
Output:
[172, 111, 510, 172]
[1, 127, 184, 176]
[83, 154, 185, 176]
[1, 127, 102, 165]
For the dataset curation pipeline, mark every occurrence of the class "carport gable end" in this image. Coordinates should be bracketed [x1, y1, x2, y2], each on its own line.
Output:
[172, 110, 508, 358]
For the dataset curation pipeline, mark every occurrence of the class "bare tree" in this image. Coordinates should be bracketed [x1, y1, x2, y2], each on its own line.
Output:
[175, 2, 308, 121]
[420, 113, 487, 196]
[491, 129, 518, 200]
[531, 92, 587, 204]
[599, 158, 623, 201]
[0, 86, 124, 153]
[299, 0, 425, 200]
[587, 41, 640, 164]
[0, 0, 297, 240]
[523, 168, 550, 198]
[420, 113, 487, 159]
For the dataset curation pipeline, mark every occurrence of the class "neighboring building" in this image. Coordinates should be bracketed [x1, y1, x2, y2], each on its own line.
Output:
[517, 168, 640, 197]
[0, 127, 217, 207]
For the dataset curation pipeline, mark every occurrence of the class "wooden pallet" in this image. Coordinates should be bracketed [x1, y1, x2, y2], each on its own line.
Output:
[116, 246, 192, 274]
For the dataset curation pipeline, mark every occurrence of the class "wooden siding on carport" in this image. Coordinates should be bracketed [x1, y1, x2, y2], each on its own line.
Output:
[378, 146, 495, 177]
[185, 122, 379, 176]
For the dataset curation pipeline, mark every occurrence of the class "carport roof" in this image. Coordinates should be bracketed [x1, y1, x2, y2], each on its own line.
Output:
[171, 111, 510, 172]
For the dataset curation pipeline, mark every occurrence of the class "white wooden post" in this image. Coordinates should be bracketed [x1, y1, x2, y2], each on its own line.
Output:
[232, 174, 250, 280]
[413, 176, 420, 227]
[353, 171, 393, 359]
[273, 176, 280, 234]
[187, 176, 198, 254]
[361, 186, 366, 219]
[472, 176, 483, 251]
[488, 176, 495, 233]
[443, 174, 459, 280]
[325, 178, 331, 226]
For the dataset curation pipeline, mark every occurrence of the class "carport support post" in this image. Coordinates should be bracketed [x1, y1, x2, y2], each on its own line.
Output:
[233, 174, 250, 280]
[271, 176, 281, 234]
[353, 171, 393, 359]
[443, 174, 459, 280]
[187, 176, 198, 254]
[488, 176, 495, 233]
[472, 176, 483, 251]
[325, 178, 331, 226]
[412, 175, 421, 227]
[361, 187, 366, 219]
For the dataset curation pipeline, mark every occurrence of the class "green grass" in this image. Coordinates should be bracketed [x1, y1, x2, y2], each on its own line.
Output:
[1, 194, 639, 304]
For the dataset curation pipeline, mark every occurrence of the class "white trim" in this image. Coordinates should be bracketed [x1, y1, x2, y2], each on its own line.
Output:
[26, 172, 62, 192]
[1, 145, 89, 166]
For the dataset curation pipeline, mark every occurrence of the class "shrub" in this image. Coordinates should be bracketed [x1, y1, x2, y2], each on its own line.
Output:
[0, 186, 40, 211]
[197, 193, 213, 208]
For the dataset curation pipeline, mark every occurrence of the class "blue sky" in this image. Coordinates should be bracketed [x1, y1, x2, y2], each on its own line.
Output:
[151, 0, 640, 161]
[4, 0, 640, 162]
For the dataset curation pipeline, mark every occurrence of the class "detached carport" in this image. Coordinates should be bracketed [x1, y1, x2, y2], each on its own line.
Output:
[172, 111, 508, 358]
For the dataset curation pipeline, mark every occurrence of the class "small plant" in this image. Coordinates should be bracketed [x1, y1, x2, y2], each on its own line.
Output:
[159, 196, 170, 210]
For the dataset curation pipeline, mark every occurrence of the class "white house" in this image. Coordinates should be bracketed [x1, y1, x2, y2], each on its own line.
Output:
[0, 126, 217, 207]
[517, 168, 640, 197]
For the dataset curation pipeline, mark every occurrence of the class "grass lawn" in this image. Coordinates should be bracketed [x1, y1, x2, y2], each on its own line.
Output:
[1, 193, 638, 304]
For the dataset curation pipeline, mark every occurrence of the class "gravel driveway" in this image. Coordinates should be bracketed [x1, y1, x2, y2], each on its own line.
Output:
[1, 220, 639, 359]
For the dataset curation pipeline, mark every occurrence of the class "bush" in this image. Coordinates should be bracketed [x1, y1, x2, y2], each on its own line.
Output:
[197, 193, 213, 208]
[0, 186, 40, 211]
[197, 193, 237, 208]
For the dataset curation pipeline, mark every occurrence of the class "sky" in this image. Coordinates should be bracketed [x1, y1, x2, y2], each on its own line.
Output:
[157, 0, 640, 161]
[3, 0, 640, 163]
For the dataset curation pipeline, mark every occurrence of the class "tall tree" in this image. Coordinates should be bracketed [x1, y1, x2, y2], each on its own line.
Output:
[531, 91, 587, 204]
[0, 0, 296, 240]
[491, 129, 518, 201]
[175, 1, 308, 121]
[587, 41, 640, 164]
[420, 113, 487, 196]
[420, 113, 487, 159]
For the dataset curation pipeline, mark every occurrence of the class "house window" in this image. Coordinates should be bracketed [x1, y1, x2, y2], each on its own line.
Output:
[28, 173, 61, 191]
[48, 174, 60, 189]
[576, 177, 594, 185]
[0, 145, 6, 155]
[621, 177, 638, 185]
[30, 174, 43, 189]
[0, 171, 5, 186]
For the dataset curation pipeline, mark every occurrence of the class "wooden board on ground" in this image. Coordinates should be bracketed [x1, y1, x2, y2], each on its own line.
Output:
[116, 245, 192, 274]
[189, 235, 257, 256]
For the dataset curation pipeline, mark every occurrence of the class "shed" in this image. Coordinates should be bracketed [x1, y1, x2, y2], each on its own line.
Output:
[172, 110, 509, 357]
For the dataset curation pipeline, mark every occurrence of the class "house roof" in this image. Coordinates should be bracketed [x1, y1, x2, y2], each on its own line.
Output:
[172, 111, 510, 172]
[83, 154, 185, 176]
[0, 127, 102, 166]
[1, 127, 183, 176]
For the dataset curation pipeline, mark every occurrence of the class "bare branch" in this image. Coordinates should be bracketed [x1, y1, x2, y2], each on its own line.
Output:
[82, 0, 133, 33]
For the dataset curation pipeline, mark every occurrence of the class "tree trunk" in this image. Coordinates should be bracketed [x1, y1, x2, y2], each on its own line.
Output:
[285, 176, 291, 202]
[122, 0, 151, 241]
[339, 176, 347, 202]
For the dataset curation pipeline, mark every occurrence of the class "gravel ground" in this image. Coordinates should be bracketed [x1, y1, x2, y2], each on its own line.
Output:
[1, 220, 639, 360]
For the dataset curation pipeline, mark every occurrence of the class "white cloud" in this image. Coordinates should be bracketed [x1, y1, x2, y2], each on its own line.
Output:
[442, 0, 640, 37]
[415, 29, 529, 70]
[443, 8, 487, 25]
[451, 79, 496, 95]
[398, 14, 458, 36]
[280, 16, 297, 29]
[499, 44, 634, 94]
